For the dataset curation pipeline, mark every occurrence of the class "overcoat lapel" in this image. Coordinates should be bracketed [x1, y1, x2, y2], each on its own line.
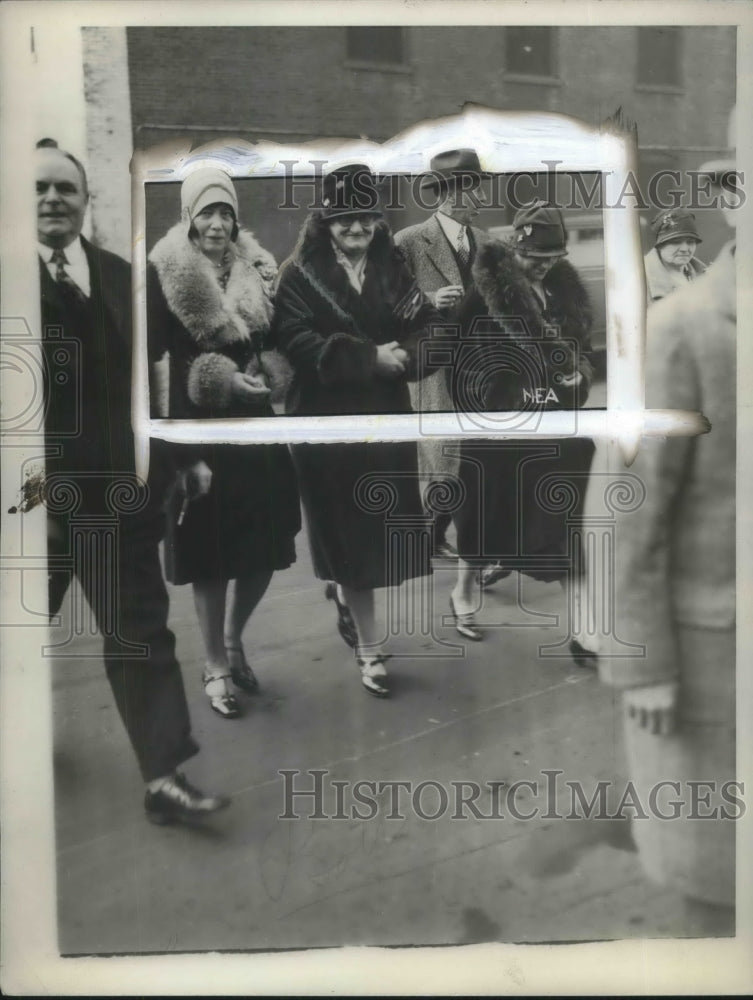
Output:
[421, 215, 463, 286]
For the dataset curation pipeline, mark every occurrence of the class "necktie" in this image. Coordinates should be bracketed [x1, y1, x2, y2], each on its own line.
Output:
[456, 228, 470, 270]
[51, 248, 88, 306]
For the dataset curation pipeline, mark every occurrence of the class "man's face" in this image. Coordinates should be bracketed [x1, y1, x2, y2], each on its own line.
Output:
[36, 149, 88, 248]
[439, 185, 480, 227]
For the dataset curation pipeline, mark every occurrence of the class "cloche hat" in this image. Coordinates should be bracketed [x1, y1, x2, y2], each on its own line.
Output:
[320, 163, 382, 219]
[651, 208, 702, 248]
[513, 200, 568, 258]
[181, 167, 238, 222]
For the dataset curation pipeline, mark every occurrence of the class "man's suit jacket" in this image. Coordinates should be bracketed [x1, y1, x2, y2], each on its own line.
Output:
[39, 237, 169, 514]
[394, 214, 487, 300]
[395, 215, 487, 481]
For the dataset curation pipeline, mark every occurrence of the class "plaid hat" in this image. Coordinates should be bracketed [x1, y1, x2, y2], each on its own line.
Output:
[513, 201, 568, 258]
[321, 164, 382, 219]
[420, 149, 484, 193]
[652, 209, 702, 247]
[181, 168, 238, 222]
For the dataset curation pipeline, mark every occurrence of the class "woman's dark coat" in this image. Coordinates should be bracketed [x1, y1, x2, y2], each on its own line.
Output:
[147, 223, 300, 584]
[452, 240, 596, 579]
[273, 218, 440, 590]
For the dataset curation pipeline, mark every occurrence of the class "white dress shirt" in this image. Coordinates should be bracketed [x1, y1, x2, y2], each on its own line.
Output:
[435, 211, 469, 255]
[37, 237, 91, 298]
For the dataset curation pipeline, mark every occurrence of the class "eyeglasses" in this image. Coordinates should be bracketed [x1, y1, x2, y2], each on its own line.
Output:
[333, 214, 379, 229]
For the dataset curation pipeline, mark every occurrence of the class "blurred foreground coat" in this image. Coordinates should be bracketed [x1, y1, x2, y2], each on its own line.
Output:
[601, 242, 736, 905]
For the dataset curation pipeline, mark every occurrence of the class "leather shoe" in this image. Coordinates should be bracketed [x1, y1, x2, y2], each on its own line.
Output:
[481, 562, 512, 589]
[449, 595, 483, 641]
[226, 646, 259, 694]
[570, 638, 598, 669]
[145, 771, 231, 825]
[357, 654, 390, 698]
[202, 671, 241, 718]
[433, 540, 458, 560]
[325, 581, 358, 649]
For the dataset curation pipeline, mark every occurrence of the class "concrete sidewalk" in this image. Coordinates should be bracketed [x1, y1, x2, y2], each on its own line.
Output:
[52, 519, 704, 955]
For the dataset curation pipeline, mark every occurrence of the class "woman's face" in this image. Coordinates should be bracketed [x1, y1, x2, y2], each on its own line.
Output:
[515, 251, 562, 282]
[329, 213, 378, 258]
[657, 237, 698, 269]
[192, 202, 235, 256]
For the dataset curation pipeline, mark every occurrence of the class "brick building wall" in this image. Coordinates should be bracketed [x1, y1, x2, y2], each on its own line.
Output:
[125, 25, 736, 259]
[126, 25, 735, 150]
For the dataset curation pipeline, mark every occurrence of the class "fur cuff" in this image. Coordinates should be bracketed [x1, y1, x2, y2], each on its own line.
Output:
[256, 349, 294, 405]
[317, 333, 377, 388]
[186, 352, 239, 410]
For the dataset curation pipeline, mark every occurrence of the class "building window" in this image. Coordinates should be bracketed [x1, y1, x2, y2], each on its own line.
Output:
[345, 27, 406, 68]
[637, 27, 683, 88]
[505, 27, 556, 78]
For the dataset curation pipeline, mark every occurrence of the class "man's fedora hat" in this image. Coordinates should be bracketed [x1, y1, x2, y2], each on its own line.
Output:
[420, 149, 485, 193]
[320, 163, 383, 219]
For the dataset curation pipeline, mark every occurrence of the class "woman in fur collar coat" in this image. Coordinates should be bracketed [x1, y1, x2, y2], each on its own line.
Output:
[274, 164, 441, 698]
[644, 208, 706, 302]
[148, 169, 300, 719]
[447, 202, 597, 666]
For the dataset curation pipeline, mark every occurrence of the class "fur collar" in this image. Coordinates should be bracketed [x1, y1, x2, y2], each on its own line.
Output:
[288, 214, 405, 316]
[644, 246, 706, 301]
[472, 239, 592, 342]
[149, 223, 276, 349]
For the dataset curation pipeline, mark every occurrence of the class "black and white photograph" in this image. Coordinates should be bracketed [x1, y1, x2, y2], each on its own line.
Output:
[1, 2, 751, 994]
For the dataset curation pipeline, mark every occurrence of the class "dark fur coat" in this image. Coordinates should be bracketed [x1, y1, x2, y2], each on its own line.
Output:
[454, 239, 595, 412]
[271, 216, 437, 588]
[273, 217, 440, 417]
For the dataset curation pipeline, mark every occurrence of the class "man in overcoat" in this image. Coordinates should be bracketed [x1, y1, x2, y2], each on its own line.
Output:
[36, 140, 230, 824]
[395, 149, 488, 559]
[601, 154, 737, 930]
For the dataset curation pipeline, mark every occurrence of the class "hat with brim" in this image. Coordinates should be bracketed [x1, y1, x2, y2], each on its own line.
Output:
[181, 167, 238, 221]
[513, 201, 568, 258]
[652, 208, 702, 248]
[420, 148, 485, 193]
[321, 163, 383, 220]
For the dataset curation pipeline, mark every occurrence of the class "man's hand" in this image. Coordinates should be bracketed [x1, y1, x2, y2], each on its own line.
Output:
[375, 341, 407, 377]
[623, 682, 680, 737]
[231, 371, 271, 403]
[433, 285, 464, 310]
[179, 460, 213, 500]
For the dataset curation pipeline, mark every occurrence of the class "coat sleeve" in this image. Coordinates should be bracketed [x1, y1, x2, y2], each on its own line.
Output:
[389, 261, 445, 382]
[599, 303, 698, 689]
[274, 261, 377, 387]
